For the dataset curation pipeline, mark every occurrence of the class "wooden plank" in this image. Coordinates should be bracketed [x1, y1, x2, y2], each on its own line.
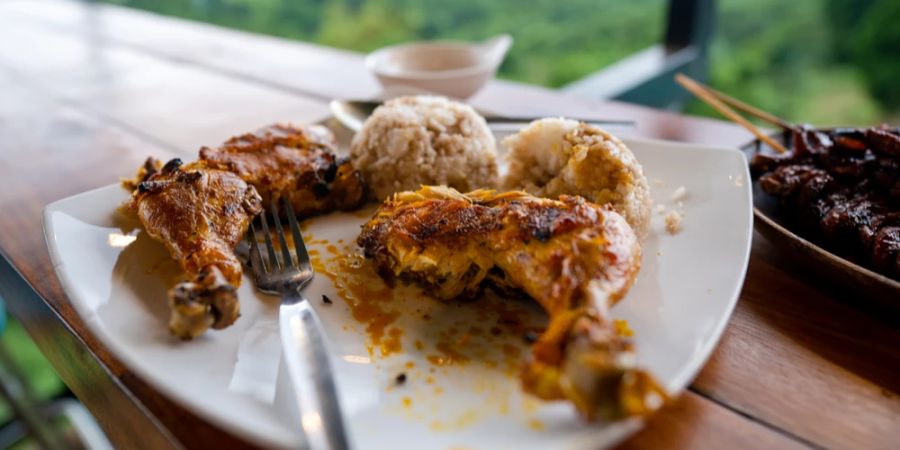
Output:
[692, 234, 900, 450]
[1, 0, 750, 147]
[471, 80, 751, 145]
[2, 0, 379, 101]
[0, 70, 214, 449]
[618, 392, 808, 450]
[0, 14, 330, 152]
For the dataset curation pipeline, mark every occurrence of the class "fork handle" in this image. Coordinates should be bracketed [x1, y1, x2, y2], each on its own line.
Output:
[279, 292, 350, 450]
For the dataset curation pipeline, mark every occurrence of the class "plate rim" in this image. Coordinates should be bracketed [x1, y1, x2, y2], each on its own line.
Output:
[753, 205, 900, 289]
[616, 138, 753, 393]
[43, 184, 285, 448]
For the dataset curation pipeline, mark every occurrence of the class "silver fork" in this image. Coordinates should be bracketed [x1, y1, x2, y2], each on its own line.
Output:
[246, 198, 350, 450]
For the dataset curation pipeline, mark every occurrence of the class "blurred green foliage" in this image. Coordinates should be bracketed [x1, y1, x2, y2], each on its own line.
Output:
[688, 0, 898, 125]
[0, 318, 66, 423]
[103, 0, 899, 125]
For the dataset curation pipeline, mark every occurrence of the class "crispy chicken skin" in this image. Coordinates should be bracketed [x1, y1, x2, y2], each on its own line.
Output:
[128, 158, 263, 339]
[125, 124, 367, 338]
[199, 123, 365, 216]
[358, 186, 665, 420]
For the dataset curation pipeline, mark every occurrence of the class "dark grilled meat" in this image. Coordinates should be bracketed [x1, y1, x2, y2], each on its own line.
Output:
[752, 126, 900, 279]
[865, 127, 900, 156]
[873, 224, 900, 274]
[792, 125, 834, 156]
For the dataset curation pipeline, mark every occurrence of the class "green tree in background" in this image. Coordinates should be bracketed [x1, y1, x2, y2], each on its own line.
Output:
[104, 0, 899, 125]
[104, 0, 664, 87]
[845, 0, 900, 110]
[687, 0, 900, 126]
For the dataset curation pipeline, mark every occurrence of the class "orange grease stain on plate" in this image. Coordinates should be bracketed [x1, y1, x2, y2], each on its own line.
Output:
[421, 300, 535, 375]
[303, 232, 557, 430]
[427, 342, 470, 366]
[310, 247, 404, 356]
[430, 410, 479, 432]
[382, 328, 403, 355]
[615, 319, 633, 337]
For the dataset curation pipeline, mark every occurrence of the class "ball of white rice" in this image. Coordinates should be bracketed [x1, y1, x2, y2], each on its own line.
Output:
[350, 96, 498, 201]
[502, 118, 652, 238]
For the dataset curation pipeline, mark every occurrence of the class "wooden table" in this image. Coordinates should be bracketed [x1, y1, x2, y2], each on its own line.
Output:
[0, 1, 897, 449]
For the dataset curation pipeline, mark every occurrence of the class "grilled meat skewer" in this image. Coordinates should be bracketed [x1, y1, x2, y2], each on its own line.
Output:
[753, 126, 900, 279]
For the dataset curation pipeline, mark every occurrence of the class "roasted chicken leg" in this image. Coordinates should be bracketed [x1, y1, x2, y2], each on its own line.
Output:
[127, 158, 262, 339]
[199, 123, 366, 217]
[125, 123, 368, 338]
[358, 186, 665, 420]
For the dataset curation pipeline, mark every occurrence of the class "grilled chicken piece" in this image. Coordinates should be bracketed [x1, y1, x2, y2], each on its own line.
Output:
[128, 158, 262, 339]
[358, 186, 665, 420]
[124, 124, 367, 338]
[200, 123, 365, 216]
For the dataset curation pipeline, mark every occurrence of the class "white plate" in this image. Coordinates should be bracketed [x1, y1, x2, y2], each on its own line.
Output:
[43, 132, 752, 450]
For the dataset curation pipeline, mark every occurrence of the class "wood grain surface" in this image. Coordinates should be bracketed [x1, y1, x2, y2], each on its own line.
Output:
[0, 1, 896, 449]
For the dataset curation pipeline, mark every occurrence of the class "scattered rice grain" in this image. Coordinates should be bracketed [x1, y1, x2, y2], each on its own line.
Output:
[664, 211, 682, 235]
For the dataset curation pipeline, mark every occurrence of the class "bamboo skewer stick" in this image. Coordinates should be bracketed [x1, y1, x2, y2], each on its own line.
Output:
[676, 74, 794, 130]
[675, 73, 789, 153]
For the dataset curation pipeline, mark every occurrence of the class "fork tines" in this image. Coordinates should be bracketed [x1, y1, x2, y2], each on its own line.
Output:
[247, 197, 313, 275]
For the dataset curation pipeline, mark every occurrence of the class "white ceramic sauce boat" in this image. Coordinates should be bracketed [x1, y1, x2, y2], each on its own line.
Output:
[365, 34, 513, 99]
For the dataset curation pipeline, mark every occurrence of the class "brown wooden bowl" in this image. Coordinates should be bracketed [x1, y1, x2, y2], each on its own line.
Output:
[741, 129, 900, 314]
